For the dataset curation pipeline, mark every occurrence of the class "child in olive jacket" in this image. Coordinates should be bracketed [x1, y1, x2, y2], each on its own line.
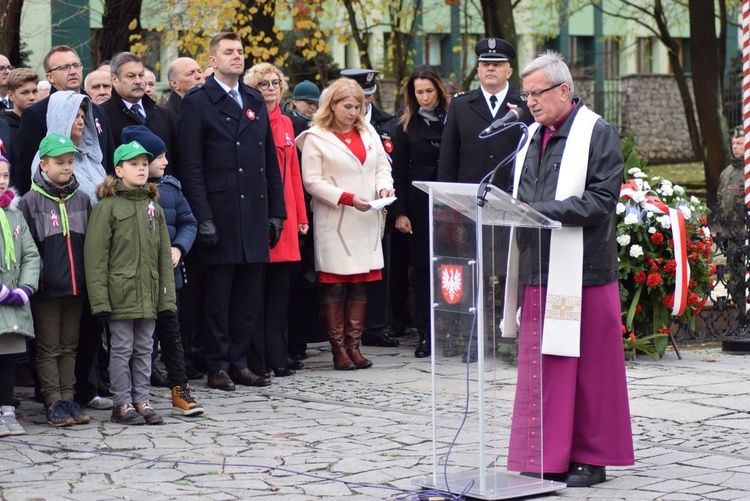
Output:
[84, 141, 176, 426]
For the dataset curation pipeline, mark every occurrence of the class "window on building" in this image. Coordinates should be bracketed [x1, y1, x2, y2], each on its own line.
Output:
[669, 38, 691, 74]
[637, 37, 655, 73]
[539, 37, 561, 54]
[569, 36, 595, 78]
[425, 34, 443, 70]
[604, 38, 620, 79]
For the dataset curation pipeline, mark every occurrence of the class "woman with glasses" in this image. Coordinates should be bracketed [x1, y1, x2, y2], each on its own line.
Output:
[390, 65, 451, 358]
[296, 78, 394, 370]
[242, 63, 308, 378]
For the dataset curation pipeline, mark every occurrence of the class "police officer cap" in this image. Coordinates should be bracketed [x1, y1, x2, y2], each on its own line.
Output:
[733, 125, 744, 138]
[293, 80, 320, 103]
[340, 68, 380, 95]
[475, 37, 516, 63]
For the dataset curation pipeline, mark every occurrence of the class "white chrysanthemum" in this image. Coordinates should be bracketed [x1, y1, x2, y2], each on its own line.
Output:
[617, 234, 631, 246]
[634, 171, 648, 179]
[690, 196, 700, 204]
[700, 226, 711, 238]
[661, 185, 674, 196]
[630, 245, 644, 258]
[616, 202, 626, 215]
[624, 214, 639, 225]
[648, 226, 656, 234]
[658, 215, 671, 229]
[674, 185, 685, 195]
[646, 211, 654, 220]
[679, 205, 692, 219]
[628, 167, 642, 176]
[631, 191, 645, 203]
[661, 179, 673, 187]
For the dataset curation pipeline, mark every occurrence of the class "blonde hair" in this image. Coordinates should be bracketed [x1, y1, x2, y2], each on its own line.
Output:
[312, 78, 366, 132]
[243, 62, 289, 97]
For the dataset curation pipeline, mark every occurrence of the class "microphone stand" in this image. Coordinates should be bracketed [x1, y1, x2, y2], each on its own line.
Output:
[476, 122, 529, 207]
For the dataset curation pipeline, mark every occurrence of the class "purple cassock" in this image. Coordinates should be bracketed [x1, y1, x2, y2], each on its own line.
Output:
[507, 282, 635, 473]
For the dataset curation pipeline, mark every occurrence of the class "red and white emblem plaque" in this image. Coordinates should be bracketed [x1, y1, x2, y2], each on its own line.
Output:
[439, 264, 463, 304]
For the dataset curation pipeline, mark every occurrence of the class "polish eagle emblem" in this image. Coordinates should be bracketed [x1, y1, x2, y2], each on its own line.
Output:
[440, 265, 463, 304]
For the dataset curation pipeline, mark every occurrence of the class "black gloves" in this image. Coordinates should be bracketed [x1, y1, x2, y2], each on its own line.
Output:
[268, 217, 284, 249]
[199, 219, 218, 247]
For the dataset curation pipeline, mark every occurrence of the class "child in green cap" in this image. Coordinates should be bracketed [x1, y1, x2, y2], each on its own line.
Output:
[19, 133, 92, 428]
[84, 141, 176, 426]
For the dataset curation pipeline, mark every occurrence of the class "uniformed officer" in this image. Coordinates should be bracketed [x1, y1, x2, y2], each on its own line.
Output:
[340, 68, 403, 348]
[437, 38, 532, 362]
[437, 37, 532, 187]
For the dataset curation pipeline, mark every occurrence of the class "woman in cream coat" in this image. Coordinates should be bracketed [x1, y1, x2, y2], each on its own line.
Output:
[296, 78, 394, 370]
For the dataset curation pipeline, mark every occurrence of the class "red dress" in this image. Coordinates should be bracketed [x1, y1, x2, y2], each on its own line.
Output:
[317, 130, 383, 284]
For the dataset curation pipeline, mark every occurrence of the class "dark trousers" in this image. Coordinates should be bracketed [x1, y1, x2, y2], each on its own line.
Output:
[365, 233, 390, 338]
[389, 230, 411, 330]
[74, 298, 104, 405]
[413, 265, 430, 333]
[179, 252, 205, 370]
[249, 262, 293, 372]
[153, 309, 187, 388]
[203, 263, 263, 372]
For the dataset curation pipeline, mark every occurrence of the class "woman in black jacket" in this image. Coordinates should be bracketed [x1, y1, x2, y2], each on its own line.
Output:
[391, 66, 450, 358]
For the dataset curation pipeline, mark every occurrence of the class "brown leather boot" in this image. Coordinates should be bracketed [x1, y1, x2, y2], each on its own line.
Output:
[345, 299, 372, 369]
[320, 302, 356, 370]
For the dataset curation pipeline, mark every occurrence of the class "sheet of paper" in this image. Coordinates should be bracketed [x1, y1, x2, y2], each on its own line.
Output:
[369, 196, 397, 210]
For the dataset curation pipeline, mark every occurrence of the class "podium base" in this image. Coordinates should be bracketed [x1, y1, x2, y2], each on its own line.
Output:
[412, 469, 565, 500]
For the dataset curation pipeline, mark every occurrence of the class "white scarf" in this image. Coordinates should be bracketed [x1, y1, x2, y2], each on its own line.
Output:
[502, 105, 600, 357]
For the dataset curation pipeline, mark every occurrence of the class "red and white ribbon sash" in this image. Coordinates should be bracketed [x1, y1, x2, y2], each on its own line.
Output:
[620, 180, 690, 316]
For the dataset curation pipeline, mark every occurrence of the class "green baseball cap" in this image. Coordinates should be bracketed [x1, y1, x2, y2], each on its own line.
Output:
[114, 140, 153, 166]
[39, 134, 78, 158]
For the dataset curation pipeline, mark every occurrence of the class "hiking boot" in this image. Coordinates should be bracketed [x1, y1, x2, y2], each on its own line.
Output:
[111, 403, 146, 425]
[171, 384, 204, 417]
[45, 401, 74, 428]
[134, 402, 164, 425]
[0, 406, 25, 435]
[63, 400, 90, 424]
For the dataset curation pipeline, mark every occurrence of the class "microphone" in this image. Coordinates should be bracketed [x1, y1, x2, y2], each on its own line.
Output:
[480, 108, 525, 136]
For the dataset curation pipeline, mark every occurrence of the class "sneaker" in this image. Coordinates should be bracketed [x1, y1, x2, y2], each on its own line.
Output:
[86, 396, 113, 410]
[171, 384, 204, 417]
[134, 402, 164, 425]
[63, 400, 90, 424]
[0, 419, 9, 437]
[45, 401, 74, 428]
[0, 406, 25, 435]
[111, 403, 146, 425]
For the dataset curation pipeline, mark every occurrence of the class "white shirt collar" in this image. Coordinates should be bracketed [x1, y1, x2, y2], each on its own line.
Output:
[214, 78, 243, 107]
[481, 84, 509, 118]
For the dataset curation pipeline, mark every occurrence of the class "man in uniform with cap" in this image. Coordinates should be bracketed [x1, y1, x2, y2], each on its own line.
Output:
[340, 68, 403, 348]
[437, 38, 532, 361]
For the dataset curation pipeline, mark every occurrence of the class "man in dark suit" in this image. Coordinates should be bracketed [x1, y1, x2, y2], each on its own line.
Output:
[163, 57, 204, 118]
[437, 38, 532, 362]
[18, 45, 115, 194]
[178, 32, 286, 391]
[438, 38, 532, 187]
[340, 68, 403, 348]
[102, 52, 180, 178]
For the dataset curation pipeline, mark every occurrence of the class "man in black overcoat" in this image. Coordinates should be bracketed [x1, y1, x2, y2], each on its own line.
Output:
[163, 57, 205, 118]
[102, 52, 181, 178]
[178, 32, 286, 391]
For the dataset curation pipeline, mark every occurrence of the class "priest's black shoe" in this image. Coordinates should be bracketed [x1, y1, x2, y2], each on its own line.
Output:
[229, 368, 272, 387]
[565, 463, 606, 487]
[272, 367, 296, 377]
[519, 471, 567, 482]
[207, 370, 236, 391]
[287, 357, 304, 370]
[362, 332, 399, 347]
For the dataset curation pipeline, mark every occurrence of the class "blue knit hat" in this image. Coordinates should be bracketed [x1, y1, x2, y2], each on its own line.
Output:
[121, 125, 167, 158]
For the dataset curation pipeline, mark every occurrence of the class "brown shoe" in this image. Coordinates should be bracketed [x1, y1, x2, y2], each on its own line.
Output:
[345, 299, 372, 369]
[228, 368, 271, 387]
[207, 370, 236, 391]
[320, 302, 356, 370]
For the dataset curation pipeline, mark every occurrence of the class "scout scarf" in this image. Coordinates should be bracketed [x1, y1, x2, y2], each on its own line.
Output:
[503, 105, 600, 357]
[0, 190, 16, 270]
[31, 182, 76, 236]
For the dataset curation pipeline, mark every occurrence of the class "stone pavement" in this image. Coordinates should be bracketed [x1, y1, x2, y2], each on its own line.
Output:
[2, 336, 750, 500]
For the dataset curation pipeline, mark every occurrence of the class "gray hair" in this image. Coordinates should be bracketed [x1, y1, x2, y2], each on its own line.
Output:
[520, 50, 574, 95]
[110, 52, 142, 77]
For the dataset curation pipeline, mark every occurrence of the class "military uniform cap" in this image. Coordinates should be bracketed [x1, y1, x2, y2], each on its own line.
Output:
[733, 125, 744, 138]
[475, 38, 516, 63]
[340, 68, 380, 96]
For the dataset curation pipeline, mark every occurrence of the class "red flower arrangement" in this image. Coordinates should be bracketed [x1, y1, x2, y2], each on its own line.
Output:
[617, 161, 712, 358]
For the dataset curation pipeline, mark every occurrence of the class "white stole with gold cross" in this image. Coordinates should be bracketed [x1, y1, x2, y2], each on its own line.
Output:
[503, 105, 600, 357]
